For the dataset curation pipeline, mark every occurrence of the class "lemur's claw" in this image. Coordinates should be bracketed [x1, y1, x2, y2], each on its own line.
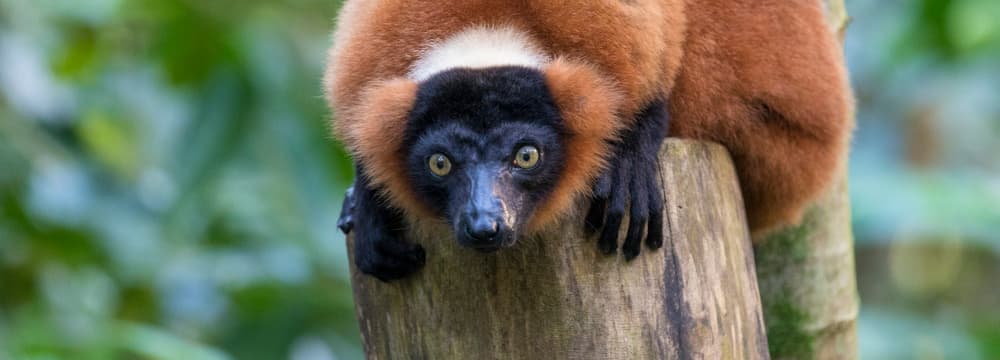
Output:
[337, 185, 356, 234]
[585, 99, 668, 260]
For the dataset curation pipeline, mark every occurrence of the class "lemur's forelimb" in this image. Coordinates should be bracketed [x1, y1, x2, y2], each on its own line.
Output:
[585, 98, 669, 260]
[340, 166, 425, 281]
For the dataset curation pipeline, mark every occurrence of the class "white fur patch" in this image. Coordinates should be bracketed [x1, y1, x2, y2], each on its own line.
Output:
[409, 26, 548, 81]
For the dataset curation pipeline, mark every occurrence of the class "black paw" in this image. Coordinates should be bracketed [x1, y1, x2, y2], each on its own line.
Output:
[585, 99, 668, 260]
[337, 185, 355, 234]
[348, 168, 426, 282]
[355, 233, 426, 282]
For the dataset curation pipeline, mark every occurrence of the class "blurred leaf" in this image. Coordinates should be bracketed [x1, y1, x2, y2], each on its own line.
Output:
[971, 323, 1000, 360]
[51, 23, 99, 80]
[1, 0, 363, 356]
[140, 1, 239, 86]
[119, 322, 231, 360]
[948, 0, 1000, 54]
[0, 191, 107, 266]
[77, 110, 140, 179]
[119, 322, 229, 360]
[891, 0, 1000, 64]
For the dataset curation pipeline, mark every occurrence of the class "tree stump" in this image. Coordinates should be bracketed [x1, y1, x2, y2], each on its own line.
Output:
[346, 139, 770, 359]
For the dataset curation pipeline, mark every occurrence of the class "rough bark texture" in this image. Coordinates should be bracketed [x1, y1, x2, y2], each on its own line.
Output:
[753, 2, 860, 359]
[755, 176, 858, 360]
[347, 139, 769, 359]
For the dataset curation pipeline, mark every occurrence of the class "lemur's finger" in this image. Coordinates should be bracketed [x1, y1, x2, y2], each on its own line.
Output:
[598, 205, 624, 255]
[646, 194, 665, 250]
[584, 172, 612, 236]
[363, 252, 423, 282]
[583, 167, 610, 235]
[362, 240, 426, 282]
[622, 173, 651, 260]
[585, 173, 611, 234]
[597, 160, 630, 254]
[376, 236, 424, 261]
[647, 161, 665, 250]
[355, 237, 407, 282]
[585, 198, 607, 235]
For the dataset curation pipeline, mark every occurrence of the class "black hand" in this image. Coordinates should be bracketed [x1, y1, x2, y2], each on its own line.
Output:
[585, 98, 669, 260]
[349, 166, 425, 281]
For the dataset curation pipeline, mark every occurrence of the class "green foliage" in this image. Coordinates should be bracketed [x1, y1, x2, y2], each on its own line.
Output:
[0, 0, 360, 358]
[890, 0, 1000, 62]
[847, 0, 1000, 358]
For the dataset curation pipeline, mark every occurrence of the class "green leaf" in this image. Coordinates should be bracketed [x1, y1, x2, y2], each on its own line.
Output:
[77, 110, 140, 179]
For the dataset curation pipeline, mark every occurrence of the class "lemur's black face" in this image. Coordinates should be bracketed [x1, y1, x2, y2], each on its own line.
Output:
[404, 67, 566, 252]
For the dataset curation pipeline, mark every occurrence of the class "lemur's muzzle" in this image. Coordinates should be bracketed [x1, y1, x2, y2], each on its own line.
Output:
[455, 166, 514, 252]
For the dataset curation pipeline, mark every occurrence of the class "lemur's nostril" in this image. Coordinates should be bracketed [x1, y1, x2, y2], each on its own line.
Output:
[466, 218, 499, 243]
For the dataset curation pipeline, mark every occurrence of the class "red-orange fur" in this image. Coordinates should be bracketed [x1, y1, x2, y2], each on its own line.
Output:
[341, 79, 429, 218]
[667, 1, 853, 235]
[324, 0, 852, 237]
[532, 58, 625, 229]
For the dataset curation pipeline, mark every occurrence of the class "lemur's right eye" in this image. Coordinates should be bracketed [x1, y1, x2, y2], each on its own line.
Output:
[428, 153, 452, 176]
[513, 146, 540, 169]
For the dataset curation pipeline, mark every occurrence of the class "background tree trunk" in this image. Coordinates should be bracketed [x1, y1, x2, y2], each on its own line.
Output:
[753, 2, 860, 359]
[347, 139, 770, 359]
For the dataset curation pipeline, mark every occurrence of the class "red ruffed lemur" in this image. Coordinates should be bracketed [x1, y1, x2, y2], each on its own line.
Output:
[324, 0, 853, 281]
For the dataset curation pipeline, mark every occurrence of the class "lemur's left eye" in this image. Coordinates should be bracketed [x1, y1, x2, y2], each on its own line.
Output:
[513, 146, 540, 169]
[428, 153, 452, 176]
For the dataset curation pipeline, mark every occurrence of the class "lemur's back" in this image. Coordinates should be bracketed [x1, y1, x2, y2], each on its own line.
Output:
[325, 0, 684, 118]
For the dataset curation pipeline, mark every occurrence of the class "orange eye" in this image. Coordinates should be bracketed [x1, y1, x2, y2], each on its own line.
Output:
[428, 153, 452, 176]
[513, 146, 540, 169]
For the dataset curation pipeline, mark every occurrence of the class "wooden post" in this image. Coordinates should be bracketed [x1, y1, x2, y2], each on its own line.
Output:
[347, 139, 769, 359]
[753, 2, 860, 359]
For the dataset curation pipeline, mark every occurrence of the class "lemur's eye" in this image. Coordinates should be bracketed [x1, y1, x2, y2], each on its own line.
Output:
[428, 153, 452, 176]
[513, 146, 540, 169]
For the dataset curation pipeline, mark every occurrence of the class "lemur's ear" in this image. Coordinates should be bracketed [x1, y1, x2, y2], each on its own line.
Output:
[339, 78, 431, 217]
[531, 58, 626, 230]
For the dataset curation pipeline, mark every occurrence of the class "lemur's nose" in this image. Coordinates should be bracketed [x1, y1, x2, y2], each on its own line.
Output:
[465, 216, 499, 244]
[457, 166, 509, 251]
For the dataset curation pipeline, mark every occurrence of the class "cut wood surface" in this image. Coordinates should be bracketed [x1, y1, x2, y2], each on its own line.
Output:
[347, 139, 770, 359]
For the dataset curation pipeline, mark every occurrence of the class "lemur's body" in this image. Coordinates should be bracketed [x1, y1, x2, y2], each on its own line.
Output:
[325, 0, 852, 281]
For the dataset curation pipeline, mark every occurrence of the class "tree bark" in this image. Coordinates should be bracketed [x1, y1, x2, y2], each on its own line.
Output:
[347, 139, 769, 359]
[753, 2, 860, 359]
